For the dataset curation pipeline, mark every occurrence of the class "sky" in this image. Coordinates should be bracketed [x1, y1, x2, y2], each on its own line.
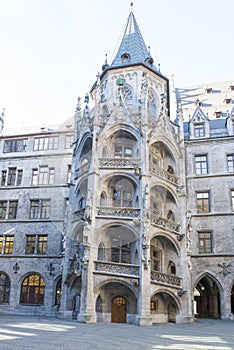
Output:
[0, 0, 233, 130]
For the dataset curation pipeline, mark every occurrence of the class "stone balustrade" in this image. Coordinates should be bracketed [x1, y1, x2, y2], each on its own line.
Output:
[150, 215, 180, 233]
[99, 158, 139, 168]
[94, 261, 140, 277]
[97, 207, 140, 218]
[151, 271, 182, 287]
[150, 164, 179, 185]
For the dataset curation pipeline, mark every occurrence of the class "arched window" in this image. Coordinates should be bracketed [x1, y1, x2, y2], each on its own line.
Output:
[100, 192, 107, 206]
[98, 242, 105, 261]
[78, 197, 86, 209]
[0, 272, 10, 303]
[55, 278, 62, 305]
[168, 261, 176, 275]
[20, 274, 45, 305]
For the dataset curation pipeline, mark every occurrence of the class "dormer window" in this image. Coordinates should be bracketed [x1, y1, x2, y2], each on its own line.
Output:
[121, 53, 130, 63]
[215, 111, 222, 118]
[146, 57, 154, 67]
[230, 85, 234, 91]
[194, 123, 205, 137]
[225, 98, 232, 104]
[206, 87, 212, 94]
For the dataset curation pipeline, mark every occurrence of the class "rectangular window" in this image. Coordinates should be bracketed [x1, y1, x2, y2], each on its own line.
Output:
[37, 235, 47, 254]
[227, 154, 234, 172]
[196, 192, 210, 213]
[32, 167, 54, 185]
[33, 136, 58, 151]
[29, 199, 50, 219]
[3, 139, 28, 153]
[40, 199, 50, 219]
[67, 165, 71, 183]
[7, 168, 17, 186]
[8, 201, 18, 219]
[65, 135, 73, 149]
[29, 200, 39, 219]
[25, 235, 36, 254]
[1, 170, 7, 186]
[232, 190, 234, 211]
[16, 169, 23, 186]
[0, 201, 7, 219]
[194, 123, 205, 137]
[0, 235, 3, 253]
[31, 169, 38, 185]
[198, 232, 212, 253]
[195, 155, 208, 175]
[4, 236, 14, 254]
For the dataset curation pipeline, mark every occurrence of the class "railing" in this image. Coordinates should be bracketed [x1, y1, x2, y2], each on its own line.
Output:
[94, 261, 140, 277]
[99, 158, 140, 169]
[97, 207, 140, 218]
[150, 215, 180, 233]
[75, 162, 91, 178]
[151, 271, 182, 288]
[150, 164, 179, 185]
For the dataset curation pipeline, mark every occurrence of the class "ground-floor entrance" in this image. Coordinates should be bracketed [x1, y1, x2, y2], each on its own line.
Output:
[111, 296, 127, 323]
[194, 275, 220, 318]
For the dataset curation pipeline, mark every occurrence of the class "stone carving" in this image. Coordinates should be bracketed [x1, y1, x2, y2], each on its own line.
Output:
[151, 271, 182, 287]
[150, 163, 179, 185]
[151, 215, 180, 233]
[218, 263, 231, 276]
[99, 158, 139, 168]
[94, 261, 139, 277]
[97, 207, 140, 218]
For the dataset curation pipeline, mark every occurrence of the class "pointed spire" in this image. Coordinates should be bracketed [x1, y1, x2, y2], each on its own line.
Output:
[111, 9, 158, 71]
[102, 53, 109, 71]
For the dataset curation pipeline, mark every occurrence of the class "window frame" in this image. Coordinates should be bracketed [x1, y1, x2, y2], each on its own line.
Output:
[195, 154, 208, 175]
[3, 138, 28, 153]
[198, 231, 212, 254]
[20, 274, 45, 305]
[33, 136, 59, 151]
[29, 199, 50, 219]
[0, 273, 10, 303]
[194, 123, 205, 137]
[196, 191, 210, 213]
[4, 235, 14, 254]
[227, 154, 234, 173]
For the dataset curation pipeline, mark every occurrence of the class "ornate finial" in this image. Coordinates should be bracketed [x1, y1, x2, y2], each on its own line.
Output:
[102, 53, 109, 71]
[130, 2, 133, 11]
[84, 93, 89, 105]
[148, 46, 151, 54]
[75, 96, 81, 112]
[158, 63, 161, 72]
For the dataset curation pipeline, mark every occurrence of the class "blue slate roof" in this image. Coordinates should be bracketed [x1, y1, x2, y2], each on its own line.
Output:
[111, 11, 158, 72]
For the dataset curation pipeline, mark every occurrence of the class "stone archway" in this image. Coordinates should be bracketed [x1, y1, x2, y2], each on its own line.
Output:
[194, 275, 220, 319]
[151, 291, 179, 324]
[95, 281, 137, 324]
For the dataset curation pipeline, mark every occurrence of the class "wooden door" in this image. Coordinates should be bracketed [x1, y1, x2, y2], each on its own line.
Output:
[111, 296, 127, 323]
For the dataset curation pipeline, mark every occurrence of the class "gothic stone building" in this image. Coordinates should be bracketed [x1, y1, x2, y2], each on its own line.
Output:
[0, 119, 73, 316]
[0, 10, 234, 325]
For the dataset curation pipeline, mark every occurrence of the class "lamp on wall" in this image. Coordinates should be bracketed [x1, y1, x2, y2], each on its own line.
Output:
[178, 290, 187, 297]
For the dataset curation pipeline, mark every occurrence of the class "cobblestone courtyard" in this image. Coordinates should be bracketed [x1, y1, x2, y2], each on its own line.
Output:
[0, 316, 233, 350]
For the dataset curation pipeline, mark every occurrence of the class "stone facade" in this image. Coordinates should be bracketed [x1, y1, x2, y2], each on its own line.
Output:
[0, 122, 73, 316]
[0, 9, 233, 325]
